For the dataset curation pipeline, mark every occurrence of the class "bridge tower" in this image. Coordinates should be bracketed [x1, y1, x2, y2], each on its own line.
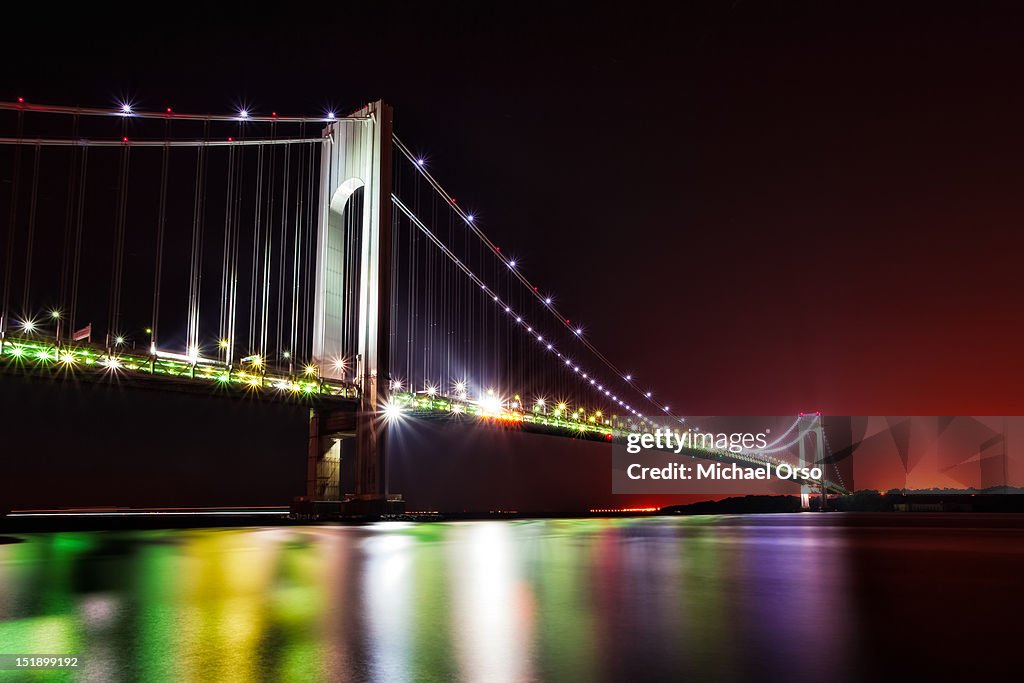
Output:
[797, 413, 827, 510]
[310, 101, 400, 514]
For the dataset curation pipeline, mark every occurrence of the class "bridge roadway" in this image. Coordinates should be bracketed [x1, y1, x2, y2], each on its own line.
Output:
[0, 335, 847, 495]
[0, 335, 358, 405]
[393, 392, 849, 495]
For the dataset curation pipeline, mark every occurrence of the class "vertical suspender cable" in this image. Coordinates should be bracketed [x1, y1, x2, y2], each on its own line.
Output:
[1, 110, 23, 338]
[59, 115, 80, 331]
[277, 143, 290, 369]
[151, 125, 170, 351]
[107, 134, 131, 347]
[249, 144, 264, 353]
[69, 148, 88, 333]
[219, 144, 237, 358]
[260, 127, 275, 362]
[186, 121, 209, 358]
[21, 144, 40, 314]
[227, 139, 245, 366]
[301, 137, 315, 362]
[289, 130, 305, 367]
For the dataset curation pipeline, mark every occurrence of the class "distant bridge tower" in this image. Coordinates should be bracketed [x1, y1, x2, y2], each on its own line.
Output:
[310, 101, 397, 512]
[797, 412, 827, 510]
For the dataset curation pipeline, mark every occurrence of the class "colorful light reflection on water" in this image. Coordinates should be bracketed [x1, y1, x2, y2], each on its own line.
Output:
[3, 515, 1021, 681]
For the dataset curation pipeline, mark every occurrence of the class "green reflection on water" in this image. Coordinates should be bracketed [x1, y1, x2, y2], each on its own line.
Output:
[0, 517, 854, 682]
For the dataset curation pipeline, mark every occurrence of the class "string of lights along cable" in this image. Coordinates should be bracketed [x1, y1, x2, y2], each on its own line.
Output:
[390, 136, 682, 430]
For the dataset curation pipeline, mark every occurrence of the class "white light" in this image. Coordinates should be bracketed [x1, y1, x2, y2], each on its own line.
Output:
[21, 319, 36, 332]
[416, 158, 425, 166]
[544, 298, 552, 305]
[509, 260, 516, 268]
[565, 359, 571, 365]
[382, 401, 403, 422]
[467, 214, 475, 222]
[546, 344, 553, 350]
[664, 405, 670, 411]
[493, 295, 498, 301]
[527, 327, 532, 332]
[119, 101, 133, 115]
[479, 394, 502, 415]
[646, 391, 652, 398]
[426, 385, 437, 397]
[515, 317, 522, 323]
[238, 109, 249, 119]
[537, 335, 543, 341]
[575, 328, 583, 335]
[625, 374, 632, 380]
[114, 335, 126, 345]
[327, 111, 336, 120]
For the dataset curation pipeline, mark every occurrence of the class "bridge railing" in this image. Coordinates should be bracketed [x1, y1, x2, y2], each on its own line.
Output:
[0, 335, 359, 401]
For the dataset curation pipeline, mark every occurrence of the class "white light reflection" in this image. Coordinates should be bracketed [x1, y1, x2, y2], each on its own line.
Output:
[448, 522, 534, 682]
[362, 525, 413, 680]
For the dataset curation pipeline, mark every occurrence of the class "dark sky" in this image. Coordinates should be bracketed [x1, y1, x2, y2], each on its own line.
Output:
[5, 0, 1024, 417]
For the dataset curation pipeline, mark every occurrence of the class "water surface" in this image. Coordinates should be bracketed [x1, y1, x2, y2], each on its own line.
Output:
[1, 514, 1021, 681]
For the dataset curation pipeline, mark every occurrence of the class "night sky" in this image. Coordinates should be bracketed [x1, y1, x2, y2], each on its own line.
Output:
[5, 2, 1024, 415]
[3, 3, 1024, 509]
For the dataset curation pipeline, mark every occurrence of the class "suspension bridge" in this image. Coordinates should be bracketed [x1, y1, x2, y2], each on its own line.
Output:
[0, 98, 847, 514]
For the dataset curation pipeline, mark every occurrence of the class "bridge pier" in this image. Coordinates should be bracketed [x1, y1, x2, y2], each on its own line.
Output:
[304, 405, 404, 517]
[306, 408, 353, 501]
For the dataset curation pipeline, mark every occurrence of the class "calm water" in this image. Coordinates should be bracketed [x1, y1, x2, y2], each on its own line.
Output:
[1, 514, 1022, 681]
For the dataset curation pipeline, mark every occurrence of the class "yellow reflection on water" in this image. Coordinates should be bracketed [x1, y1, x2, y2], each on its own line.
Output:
[0, 517, 859, 681]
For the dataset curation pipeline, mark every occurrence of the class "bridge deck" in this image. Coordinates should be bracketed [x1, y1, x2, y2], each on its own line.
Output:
[0, 336, 359, 406]
[392, 392, 849, 494]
